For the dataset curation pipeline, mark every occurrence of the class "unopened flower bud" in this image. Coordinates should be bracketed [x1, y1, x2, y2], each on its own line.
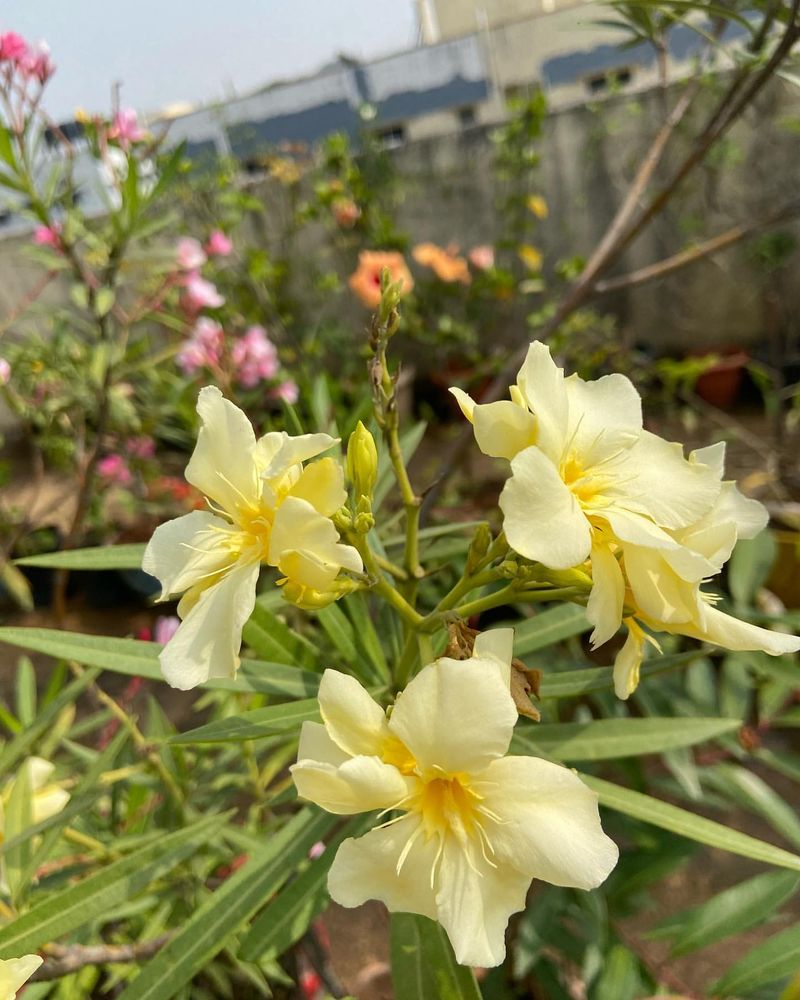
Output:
[353, 511, 375, 535]
[332, 508, 353, 533]
[466, 523, 491, 573]
[346, 421, 378, 500]
[500, 559, 519, 579]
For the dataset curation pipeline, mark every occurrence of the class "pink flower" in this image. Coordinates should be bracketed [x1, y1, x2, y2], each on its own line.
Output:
[181, 274, 225, 314]
[0, 32, 28, 63]
[273, 380, 299, 404]
[331, 198, 360, 229]
[205, 230, 233, 257]
[231, 325, 279, 388]
[176, 237, 207, 272]
[308, 841, 326, 860]
[177, 317, 224, 374]
[469, 244, 495, 271]
[154, 615, 180, 645]
[0, 358, 10, 385]
[17, 41, 54, 84]
[32, 222, 61, 249]
[128, 435, 155, 460]
[97, 454, 133, 487]
[108, 108, 145, 149]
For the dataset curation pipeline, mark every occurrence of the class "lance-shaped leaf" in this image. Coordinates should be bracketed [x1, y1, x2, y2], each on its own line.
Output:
[391, 913, 482, 1000]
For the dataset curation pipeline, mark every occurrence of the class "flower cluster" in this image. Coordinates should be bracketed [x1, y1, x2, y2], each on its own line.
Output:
[143, 387, 362, 689]
[452, 341, 800, 697]
[292, 629, 618, 967]
[0, 31, 54, 86]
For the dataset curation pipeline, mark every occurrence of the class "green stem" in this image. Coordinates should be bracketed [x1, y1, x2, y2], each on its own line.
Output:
[355, 536, 423, 629]
[454, 586, 583, 620]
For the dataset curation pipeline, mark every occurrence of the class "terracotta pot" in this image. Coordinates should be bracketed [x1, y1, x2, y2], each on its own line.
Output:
[694, 352, 749, 410]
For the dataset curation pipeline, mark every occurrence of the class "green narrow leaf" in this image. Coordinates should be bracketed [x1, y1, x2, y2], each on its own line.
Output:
[591, 944, 641, 1000]
[170, 699, 319, 744]
[14, 657, 36, 728]
[728, 530, 777, 608]
[242, 602, 319, 669]
[0, 669, 97, 774]
[316, 603, 358, 664]
[649, 869, 800, 956]
[239, 814, 371, 961]
[0, 812, 228, 956]
[115, 808, 337, 1000]
[512, 716, 740, 761]
[512, 604, 589, 655]
[3, 760, 33, 904]
[391, 913, 482, 1000]
[583, 774, 800, 872]
[703, 764, 800, 850]
[14, 543, 147, 570]
[0, 628, 320, 699]
[345, 593, 390, 682]
[712, 922, 800, 996]
[539, 650, 697, 699]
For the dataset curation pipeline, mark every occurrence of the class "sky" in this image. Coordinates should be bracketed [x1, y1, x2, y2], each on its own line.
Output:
[2, 0, 420, 122]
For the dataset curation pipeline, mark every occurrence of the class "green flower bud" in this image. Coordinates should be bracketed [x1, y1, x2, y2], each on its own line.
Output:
[466, 522, 492, 573]
[346, 421, 378, 501]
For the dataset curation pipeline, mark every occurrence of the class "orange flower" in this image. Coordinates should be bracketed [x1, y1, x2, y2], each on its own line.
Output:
[332, 197, 361, 229]
[412, 242, 471, 284]
[348, 251, 414, 308]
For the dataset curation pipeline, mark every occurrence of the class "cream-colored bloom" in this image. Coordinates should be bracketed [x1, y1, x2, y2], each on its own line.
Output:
[143, 387, 362, 689]
[452, 344, 799, 699]
[0, 956, 43, 998]
[0, 757, 70, 837]
[291, 630, 618, 967]
[611, 446, 800, 697]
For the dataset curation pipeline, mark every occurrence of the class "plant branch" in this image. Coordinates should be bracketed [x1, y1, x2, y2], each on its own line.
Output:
[32, 934, 174, 982]
[593, 198, 800, 294]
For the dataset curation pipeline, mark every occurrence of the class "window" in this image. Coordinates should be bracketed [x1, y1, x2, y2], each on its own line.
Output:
[458, 105, 476, 128]
[374, 125, 406, 150]
[587, 67, 633, 94]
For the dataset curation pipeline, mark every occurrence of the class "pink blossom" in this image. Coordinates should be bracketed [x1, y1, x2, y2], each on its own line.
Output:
[273, 380, 299, 404]
[468, 244, 495, 271]
[0, 358, 10, 385]
[176, 237, 206, 271]
[308, 841, 326, 860]
[154, 615, 180, 645]
[177, 317, 224, 374]
[231, 325, 279, 388]
[97, 454, 133, 487]
[128, 435, 156, 460]
[0, 32, 28, 63]
[17, 41, 54, 84]
[205, 230, 233, 257]
[108, 107, 145, 149]
[32, 222, 61, 249]
[181, 273, 225, 314]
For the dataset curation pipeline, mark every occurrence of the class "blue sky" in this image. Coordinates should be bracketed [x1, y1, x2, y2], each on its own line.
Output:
[2, 1, 419, 121]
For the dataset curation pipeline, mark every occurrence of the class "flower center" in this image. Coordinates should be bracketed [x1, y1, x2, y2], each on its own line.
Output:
[415, 774, 483, 841]
[561, 454, 603, 506]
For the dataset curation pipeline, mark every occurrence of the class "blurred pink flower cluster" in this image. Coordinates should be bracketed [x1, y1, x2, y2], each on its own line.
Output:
[0, 31, 55, 84]
[172, 232, 298, 402]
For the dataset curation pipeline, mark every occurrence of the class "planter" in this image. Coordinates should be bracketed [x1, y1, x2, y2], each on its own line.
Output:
[694, 352, 749, 410]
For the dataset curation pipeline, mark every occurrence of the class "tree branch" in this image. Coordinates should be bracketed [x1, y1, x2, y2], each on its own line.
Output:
[32, 933, 174, 981]
[593, 197, 800, 294]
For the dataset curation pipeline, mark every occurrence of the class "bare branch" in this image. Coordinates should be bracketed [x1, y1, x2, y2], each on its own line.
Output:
[32, 933, 174, 982]
[594, 198, 800, 294]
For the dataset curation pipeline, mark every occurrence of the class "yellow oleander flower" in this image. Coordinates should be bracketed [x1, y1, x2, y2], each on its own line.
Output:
[291, 629, 618, 967]
[451, 343, 799, 698]
[143, 387, 362, 689]
[0, 756, 70, 839]
[517, 244, 543, 271]
[611, 447, 800, 697]
[527, 194, 549, 219]
[0, 956, 43, 999]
